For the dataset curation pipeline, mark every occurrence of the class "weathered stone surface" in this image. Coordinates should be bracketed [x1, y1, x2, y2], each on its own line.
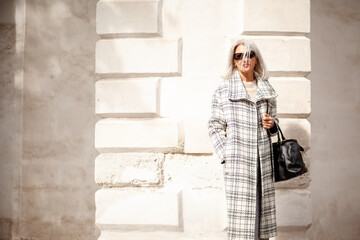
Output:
[242, 0, 310, 34]
[95, 118, 184, 152]
[0, 218, 12, 240]
[182, 189, 227, 232]
[276, 189, 312, 227]
[95, 153, 164, 187]
[229, 36, 311, 75]
[96, 38, 182, 76]
[21, 159, 88, 189]
[98, 231, 182, 240]
[95, 188, 181, 231]
[98, 231, 228, 240]
[97, 0, 160, 35]
[269, 77, 311, 117]
[21, 188, 93, 223]
[274, 230, 311, 240]
[95, 78, 160, 117]
[164, 154, 224, 189]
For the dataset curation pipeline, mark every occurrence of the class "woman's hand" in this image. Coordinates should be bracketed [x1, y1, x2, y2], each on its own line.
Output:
[262, 113, 274, 129]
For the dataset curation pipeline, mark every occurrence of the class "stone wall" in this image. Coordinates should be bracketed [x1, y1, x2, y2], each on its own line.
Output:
[17, 1, 100, 239]
[95, 0, 311, 239]
[0, 0, 24, 239]
[309, 0, 360, 239]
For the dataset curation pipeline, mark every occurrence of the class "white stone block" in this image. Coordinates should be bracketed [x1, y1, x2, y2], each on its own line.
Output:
[97, 0, 160, 35]
[95, 118, 183, 152]
[181, 36, 228, 77]
[159, 76, 219, 119]
[95, 78, 160, 117]
[96, 38, 182, 76]
[96, 188, 181, 230]
[162, 0, 243, 36]
[242, 0, 310, 34]
[276, 189, 312, 227]
[182, 189, 227, 232]
[229, 36, 311, 75]
[184, 117, 213, 153]
[164, 154, 224, 189]
[159, 77, 183, 118]
[269, 77, 311, 116]
[95, 153, 164, 187]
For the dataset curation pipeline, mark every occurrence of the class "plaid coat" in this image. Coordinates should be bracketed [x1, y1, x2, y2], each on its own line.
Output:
[208, 71, 279, 240]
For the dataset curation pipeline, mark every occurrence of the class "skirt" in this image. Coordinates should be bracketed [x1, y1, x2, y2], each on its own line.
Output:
[255, 156, 269, 240]
[255, 158, 269, 240]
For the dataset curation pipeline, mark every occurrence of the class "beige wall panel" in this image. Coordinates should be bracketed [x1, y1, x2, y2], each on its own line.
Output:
[97, 0, 160, 36]
[182, 189, 227, 232]
[162, 0, 243, 37]
[95, 188, 181, 230]
[96, 78, 160, 117]
[269, 77, 311, 116]
[95, 118, 183, 152]
[96, 38, 182, 75]
[242, 0, 310, 34]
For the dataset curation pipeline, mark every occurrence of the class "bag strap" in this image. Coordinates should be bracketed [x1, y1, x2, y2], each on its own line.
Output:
[266, 99, 285, 142]
[266, 100, 275, 182]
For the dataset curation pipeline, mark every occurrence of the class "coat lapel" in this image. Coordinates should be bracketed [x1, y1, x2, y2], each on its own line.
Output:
[228, 70, 278, 103]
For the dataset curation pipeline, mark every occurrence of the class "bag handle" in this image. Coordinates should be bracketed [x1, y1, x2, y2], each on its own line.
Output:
[266, 100, 285, 143]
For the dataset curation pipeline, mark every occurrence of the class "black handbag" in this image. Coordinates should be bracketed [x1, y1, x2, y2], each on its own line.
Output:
[267, 101, 308, 182]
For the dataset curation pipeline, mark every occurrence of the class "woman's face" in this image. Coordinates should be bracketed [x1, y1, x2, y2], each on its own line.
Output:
[234, 44, 257, 75]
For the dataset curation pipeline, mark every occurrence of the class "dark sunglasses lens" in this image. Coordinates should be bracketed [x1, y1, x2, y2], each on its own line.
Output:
[234, 51, 255, 60]
[250, 51, 256, 58]
[234, 53, 243, 60]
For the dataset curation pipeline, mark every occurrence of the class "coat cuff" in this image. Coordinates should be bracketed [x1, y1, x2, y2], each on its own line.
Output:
[268, 120, 278, 135]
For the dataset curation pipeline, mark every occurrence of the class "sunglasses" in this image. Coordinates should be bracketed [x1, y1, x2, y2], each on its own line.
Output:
[233, 51, 256, 60]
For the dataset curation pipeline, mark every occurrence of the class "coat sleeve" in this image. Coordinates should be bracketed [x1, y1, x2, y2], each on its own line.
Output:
[208, 89, 227, 164]
[267, 97, 279, 136]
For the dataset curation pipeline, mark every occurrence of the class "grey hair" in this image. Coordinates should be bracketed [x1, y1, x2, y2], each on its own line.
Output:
[222, 38, 269, 80]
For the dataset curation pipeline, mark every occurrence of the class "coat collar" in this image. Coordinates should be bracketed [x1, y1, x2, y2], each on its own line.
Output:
[228, 70, 278, 102]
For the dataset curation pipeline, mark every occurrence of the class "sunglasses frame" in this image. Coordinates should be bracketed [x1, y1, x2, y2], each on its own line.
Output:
[233, 51, 256, 60]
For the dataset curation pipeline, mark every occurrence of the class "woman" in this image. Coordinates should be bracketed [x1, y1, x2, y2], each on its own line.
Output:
[208, 38, 279, 240]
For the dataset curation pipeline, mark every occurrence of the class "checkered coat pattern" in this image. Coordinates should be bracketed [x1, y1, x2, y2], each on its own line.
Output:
[208, 71, 279, 240]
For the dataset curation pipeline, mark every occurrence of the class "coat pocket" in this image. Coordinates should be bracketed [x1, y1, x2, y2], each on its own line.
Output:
[221, 138, 229, 164]
[222, 138, 235, 174]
